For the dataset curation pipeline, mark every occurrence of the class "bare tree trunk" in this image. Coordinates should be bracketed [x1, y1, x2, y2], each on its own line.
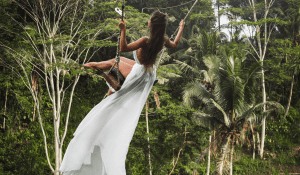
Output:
[153, 89, 160, 108]
[4, 0, 102, 173]
[206, 135, 211, 175]
[145, 100, 152, 175]
[218, 0, 220, 32]
[243, 0, 275, 160]
[249, 120, 255, 159]
[256, 132, 261, 155]
[32, 69, 39, 122]
[213, 130, 216, 158]
[284, 74, 294, 118]
[260, 68, 267, 159]
[3, 79, 8, 129]
[172, 147, 175, 166]
[218, 135, 230, 175]
[34, 91, 55, 172]
[229, 137, 234, 175]
[259, 0, 276, 160]
[33, 105, 36, 121]
[2, 66, 10, 130]
[4, 0, 131, 173]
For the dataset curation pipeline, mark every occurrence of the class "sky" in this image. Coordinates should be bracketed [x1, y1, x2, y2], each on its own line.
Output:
[212, 0, 254, 41]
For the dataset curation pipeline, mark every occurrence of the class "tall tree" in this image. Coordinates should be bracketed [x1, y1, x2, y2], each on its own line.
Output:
[227, 0, 280, 159]
[0, 0, 149, 174]
[279, 0, 300, 118]
[181, 54, 283, 174]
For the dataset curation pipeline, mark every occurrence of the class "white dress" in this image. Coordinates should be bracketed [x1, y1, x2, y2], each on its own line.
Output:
[59, 51, 156, 175]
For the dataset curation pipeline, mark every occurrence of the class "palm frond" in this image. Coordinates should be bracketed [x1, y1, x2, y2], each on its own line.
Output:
[156, 49, 171, 66]
[244, 61, 261, 106]
[244, 109, 276, 124]
[193, 111, 223, 130]
[156, 64, 182, 84]
[203, 54, 222, 71]
[175, 59, 200, 76]
[232, 77, 245, 114]
[169, 49, 188, 60]
[236, 101, 284, 123]
[182, 81, 214, 107]
[210, 99, 231, 128]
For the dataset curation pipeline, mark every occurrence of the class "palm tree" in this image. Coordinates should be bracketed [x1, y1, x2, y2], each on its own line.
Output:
[180, 54, 283, 175]
[159, 28, 225, 89]
[188, 28, 223, 58]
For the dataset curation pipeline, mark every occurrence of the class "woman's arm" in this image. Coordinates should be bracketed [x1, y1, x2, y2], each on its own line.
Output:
[119, 20, 148, 52]
[165, 20, 185, 49]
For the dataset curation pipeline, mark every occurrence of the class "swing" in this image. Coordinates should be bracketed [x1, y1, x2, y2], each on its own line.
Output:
[103, 0, 198, 91]
[102, 0, 125, 91]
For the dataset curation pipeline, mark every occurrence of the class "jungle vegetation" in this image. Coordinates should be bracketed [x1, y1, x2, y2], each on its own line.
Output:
[0, 0, 300, 174]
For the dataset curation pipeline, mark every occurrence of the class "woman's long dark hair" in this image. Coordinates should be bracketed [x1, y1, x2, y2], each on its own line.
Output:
[140, 11, 168, 69]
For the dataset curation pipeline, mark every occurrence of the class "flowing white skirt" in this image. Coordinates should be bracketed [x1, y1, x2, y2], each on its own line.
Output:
[59, 58, 156, 175]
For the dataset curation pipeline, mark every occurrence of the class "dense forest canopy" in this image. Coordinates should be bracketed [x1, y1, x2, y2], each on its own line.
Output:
[0, 0, 300, 174]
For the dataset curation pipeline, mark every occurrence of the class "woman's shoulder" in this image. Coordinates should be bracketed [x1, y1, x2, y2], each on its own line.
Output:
[164, 35, 171, 47]
[142, 36, 150, 43]
[164, 35, 169, 41]
[132, 37, 149, 49]
[142, 36, 168, 42]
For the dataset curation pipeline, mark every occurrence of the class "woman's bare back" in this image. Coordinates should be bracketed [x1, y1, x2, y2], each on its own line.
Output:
[134, 37, 179, 67]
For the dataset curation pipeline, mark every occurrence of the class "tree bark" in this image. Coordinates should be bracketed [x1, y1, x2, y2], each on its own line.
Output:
[218, 0, 220, 32]
[218, 135, 230, 175]
[284, 74, 294, 118]
[3, 82, 8, 129]
[32, 105, 36, 121]
[229, 137, 234, 175]
[206, 135, 211, 175]
[2, 1, 102, 175]
[213, 130, 216, 158]
[2, 67, 8, 130]
[260, 69, 266, 159]
[249, 120, 255, 159]
[259, 0, 275, 160]
[3, 74, 8, 130]
[257, 132, 261, 155]
[244, 0, 275, 159]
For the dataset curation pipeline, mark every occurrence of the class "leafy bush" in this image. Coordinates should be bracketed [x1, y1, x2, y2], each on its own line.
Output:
[233, 155, 271, 174]
[0, 123, 52, 175]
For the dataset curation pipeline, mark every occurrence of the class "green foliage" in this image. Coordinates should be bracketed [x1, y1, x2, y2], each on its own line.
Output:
[0, 0, 300, 174]
[0, 123, 52, 175]
[233, 154, 272, 174]
[125, 83, 211, 174]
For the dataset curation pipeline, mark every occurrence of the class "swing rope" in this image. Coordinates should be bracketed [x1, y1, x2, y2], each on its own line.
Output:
[108, 0, 125, 84]
[104, 0, 198, 90]
[142, 0, 195, 13]
[156, 0, 198, 69]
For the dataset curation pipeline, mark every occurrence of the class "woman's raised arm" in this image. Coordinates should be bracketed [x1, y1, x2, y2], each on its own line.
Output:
[119, 20, 148, 52]
[165, 20, 185, 49]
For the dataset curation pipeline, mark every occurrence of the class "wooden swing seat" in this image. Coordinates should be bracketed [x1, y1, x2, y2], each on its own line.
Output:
[102, 67, 125, 91]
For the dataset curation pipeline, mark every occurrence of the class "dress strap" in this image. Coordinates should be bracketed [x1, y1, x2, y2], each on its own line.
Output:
[133, 50, 141, 65]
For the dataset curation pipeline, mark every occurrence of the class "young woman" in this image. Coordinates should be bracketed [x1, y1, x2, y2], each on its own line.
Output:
[59, 11, 184, 175]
